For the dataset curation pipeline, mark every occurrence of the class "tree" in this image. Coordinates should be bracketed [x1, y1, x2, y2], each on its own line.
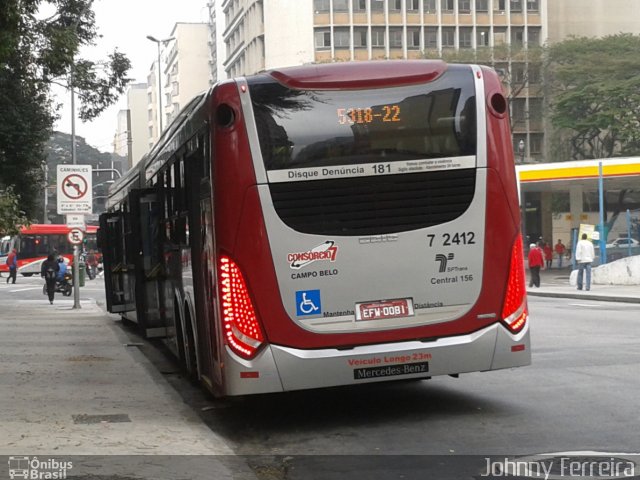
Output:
[0, 186, 30, 236]
[545, 34, 640, 161]
[545, 34, 640, 242]
[0, 0, 131, 221]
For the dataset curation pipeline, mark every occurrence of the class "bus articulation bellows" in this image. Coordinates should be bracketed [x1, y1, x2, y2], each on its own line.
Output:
[99, 60, 530, 397]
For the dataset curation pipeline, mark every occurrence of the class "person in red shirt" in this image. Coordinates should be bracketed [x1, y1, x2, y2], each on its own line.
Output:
[527, 242, 544, 288]
[543, 242, 553, 269]
[554, 239, 566, 269]
[6, 248, 18, 284]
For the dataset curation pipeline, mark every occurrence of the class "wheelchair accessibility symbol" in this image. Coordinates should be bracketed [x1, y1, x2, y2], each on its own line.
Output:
[296, 290, 322, 317]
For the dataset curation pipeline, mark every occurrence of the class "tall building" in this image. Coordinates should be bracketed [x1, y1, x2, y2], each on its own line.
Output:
[113, 83, 149, 169]
[547, 0, 640, 43]
[214, 0, 546, 161]
[147, 59, 162, 148]
[146, 22, 211, 147]
[206, 0, 639, 163]
[208, 1, 226, 83]
[215, 0, 547, 72]
[164, 23, 212, 126]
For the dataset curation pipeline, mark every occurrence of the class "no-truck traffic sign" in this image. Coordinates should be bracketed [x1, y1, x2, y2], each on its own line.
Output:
[57, 165, 93, 214]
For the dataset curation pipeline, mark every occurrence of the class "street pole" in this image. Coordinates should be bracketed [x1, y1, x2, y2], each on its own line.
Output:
[126, 109, 133, 170]
[93, 168, 122, 178]
[67, 1, 92, 310]
[598, 162, 606, 265]
[626, 209, 632, 258]
[146, 35, 174, 139]
[71, 72, 81, 310]
[156, 41, 163, 133]
[43, 164, 49, 224]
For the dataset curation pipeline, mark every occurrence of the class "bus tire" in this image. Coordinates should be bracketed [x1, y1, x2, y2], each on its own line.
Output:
[174, 298, 198, 382]
[22, 273, 34, 277]
[182, 302, 199, 382]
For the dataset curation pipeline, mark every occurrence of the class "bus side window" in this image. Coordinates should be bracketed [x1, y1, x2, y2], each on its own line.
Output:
[0, 236, 10, 255]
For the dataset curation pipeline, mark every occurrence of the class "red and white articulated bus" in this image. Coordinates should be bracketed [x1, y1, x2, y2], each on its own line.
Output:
[1, 224, 98, 276]
[99, 60, 530, 397]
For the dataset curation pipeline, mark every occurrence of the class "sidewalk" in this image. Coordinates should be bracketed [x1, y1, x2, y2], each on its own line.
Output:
[0, 294, 255, 479]
[527, 268, 640, 303]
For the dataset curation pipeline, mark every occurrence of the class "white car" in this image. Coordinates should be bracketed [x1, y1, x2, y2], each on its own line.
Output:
[606, 237, 640, 248]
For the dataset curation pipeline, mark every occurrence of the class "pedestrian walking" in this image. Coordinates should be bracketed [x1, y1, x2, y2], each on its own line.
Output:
[554, 239, 566, 269]
[543, 242, 553, 269]
[575, 233, 595, 291]
[527, 243, 544, 288]
[86, 250, 98, 280]
[6, 248, 18, 284]
[41, 254, 60, 304]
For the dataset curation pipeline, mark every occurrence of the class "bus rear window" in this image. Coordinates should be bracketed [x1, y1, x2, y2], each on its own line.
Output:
[249, 66, 476, 172]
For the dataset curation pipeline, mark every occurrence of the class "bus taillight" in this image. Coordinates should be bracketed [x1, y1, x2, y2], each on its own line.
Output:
[218, 255, 265, 359]
[501, 234, 528, 334]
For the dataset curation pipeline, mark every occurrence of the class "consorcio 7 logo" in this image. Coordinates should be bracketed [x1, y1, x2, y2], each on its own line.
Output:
[287, 241, 338, 270]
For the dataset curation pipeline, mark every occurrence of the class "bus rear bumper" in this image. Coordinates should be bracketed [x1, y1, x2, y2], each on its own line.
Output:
[222, 322, 530, 395]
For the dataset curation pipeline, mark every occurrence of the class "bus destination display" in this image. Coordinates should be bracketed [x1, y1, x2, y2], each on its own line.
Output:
[337, 105, 401, 125]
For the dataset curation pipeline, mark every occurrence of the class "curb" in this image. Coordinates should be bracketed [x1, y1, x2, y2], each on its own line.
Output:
[527, 290, 640, 303]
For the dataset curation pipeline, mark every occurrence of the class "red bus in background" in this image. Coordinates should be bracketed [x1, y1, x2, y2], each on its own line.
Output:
[0, 224, 98, 276]
[100, 60, 530, 397]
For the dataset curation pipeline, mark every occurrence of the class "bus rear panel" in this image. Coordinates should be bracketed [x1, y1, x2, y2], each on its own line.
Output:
[211, 61, 529, 396]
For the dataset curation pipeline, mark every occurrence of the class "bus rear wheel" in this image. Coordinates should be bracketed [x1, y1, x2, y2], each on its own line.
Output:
[175, 300, 198, 382]
[182, 304, 199, 381]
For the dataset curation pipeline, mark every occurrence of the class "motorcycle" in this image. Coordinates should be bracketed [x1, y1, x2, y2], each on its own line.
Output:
[86, 263, 97, 280]
[42, 271, 73, 297]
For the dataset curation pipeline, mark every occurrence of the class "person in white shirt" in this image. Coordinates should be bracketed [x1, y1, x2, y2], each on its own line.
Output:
[575, 233, 595, 291]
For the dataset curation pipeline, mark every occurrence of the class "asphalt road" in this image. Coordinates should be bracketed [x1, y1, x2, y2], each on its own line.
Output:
[131, 292, 639, 480]
[189, 295, 640, 456]
[0, 272, 105, 304]
[201, 295, 640, 479]
[3, 276, 638, 479]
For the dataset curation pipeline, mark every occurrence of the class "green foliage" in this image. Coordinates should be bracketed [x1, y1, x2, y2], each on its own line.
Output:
[0, 186, 31, 236]
[0, 0, 131, 223]
[545, 34, 640, 160]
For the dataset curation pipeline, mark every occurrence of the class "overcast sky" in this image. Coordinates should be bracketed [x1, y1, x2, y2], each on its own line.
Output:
[53, 0, 209, 152]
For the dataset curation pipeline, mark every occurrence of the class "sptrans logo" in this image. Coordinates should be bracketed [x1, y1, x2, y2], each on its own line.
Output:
[288, 241, 338, 270]
[8, 456, 72, 479]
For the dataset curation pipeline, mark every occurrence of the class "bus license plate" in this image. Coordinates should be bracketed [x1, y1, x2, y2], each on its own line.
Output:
[355, 298, 414, 321]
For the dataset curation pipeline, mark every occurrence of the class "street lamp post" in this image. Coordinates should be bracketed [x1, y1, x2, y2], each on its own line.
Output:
[91, 172, 120, 215]
[146, 35, 174, 136]
[69, 3, 93, 310]
[93, 168, 122, 178]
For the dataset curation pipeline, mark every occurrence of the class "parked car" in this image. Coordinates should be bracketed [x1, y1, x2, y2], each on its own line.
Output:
[606, 237, 640, 248]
